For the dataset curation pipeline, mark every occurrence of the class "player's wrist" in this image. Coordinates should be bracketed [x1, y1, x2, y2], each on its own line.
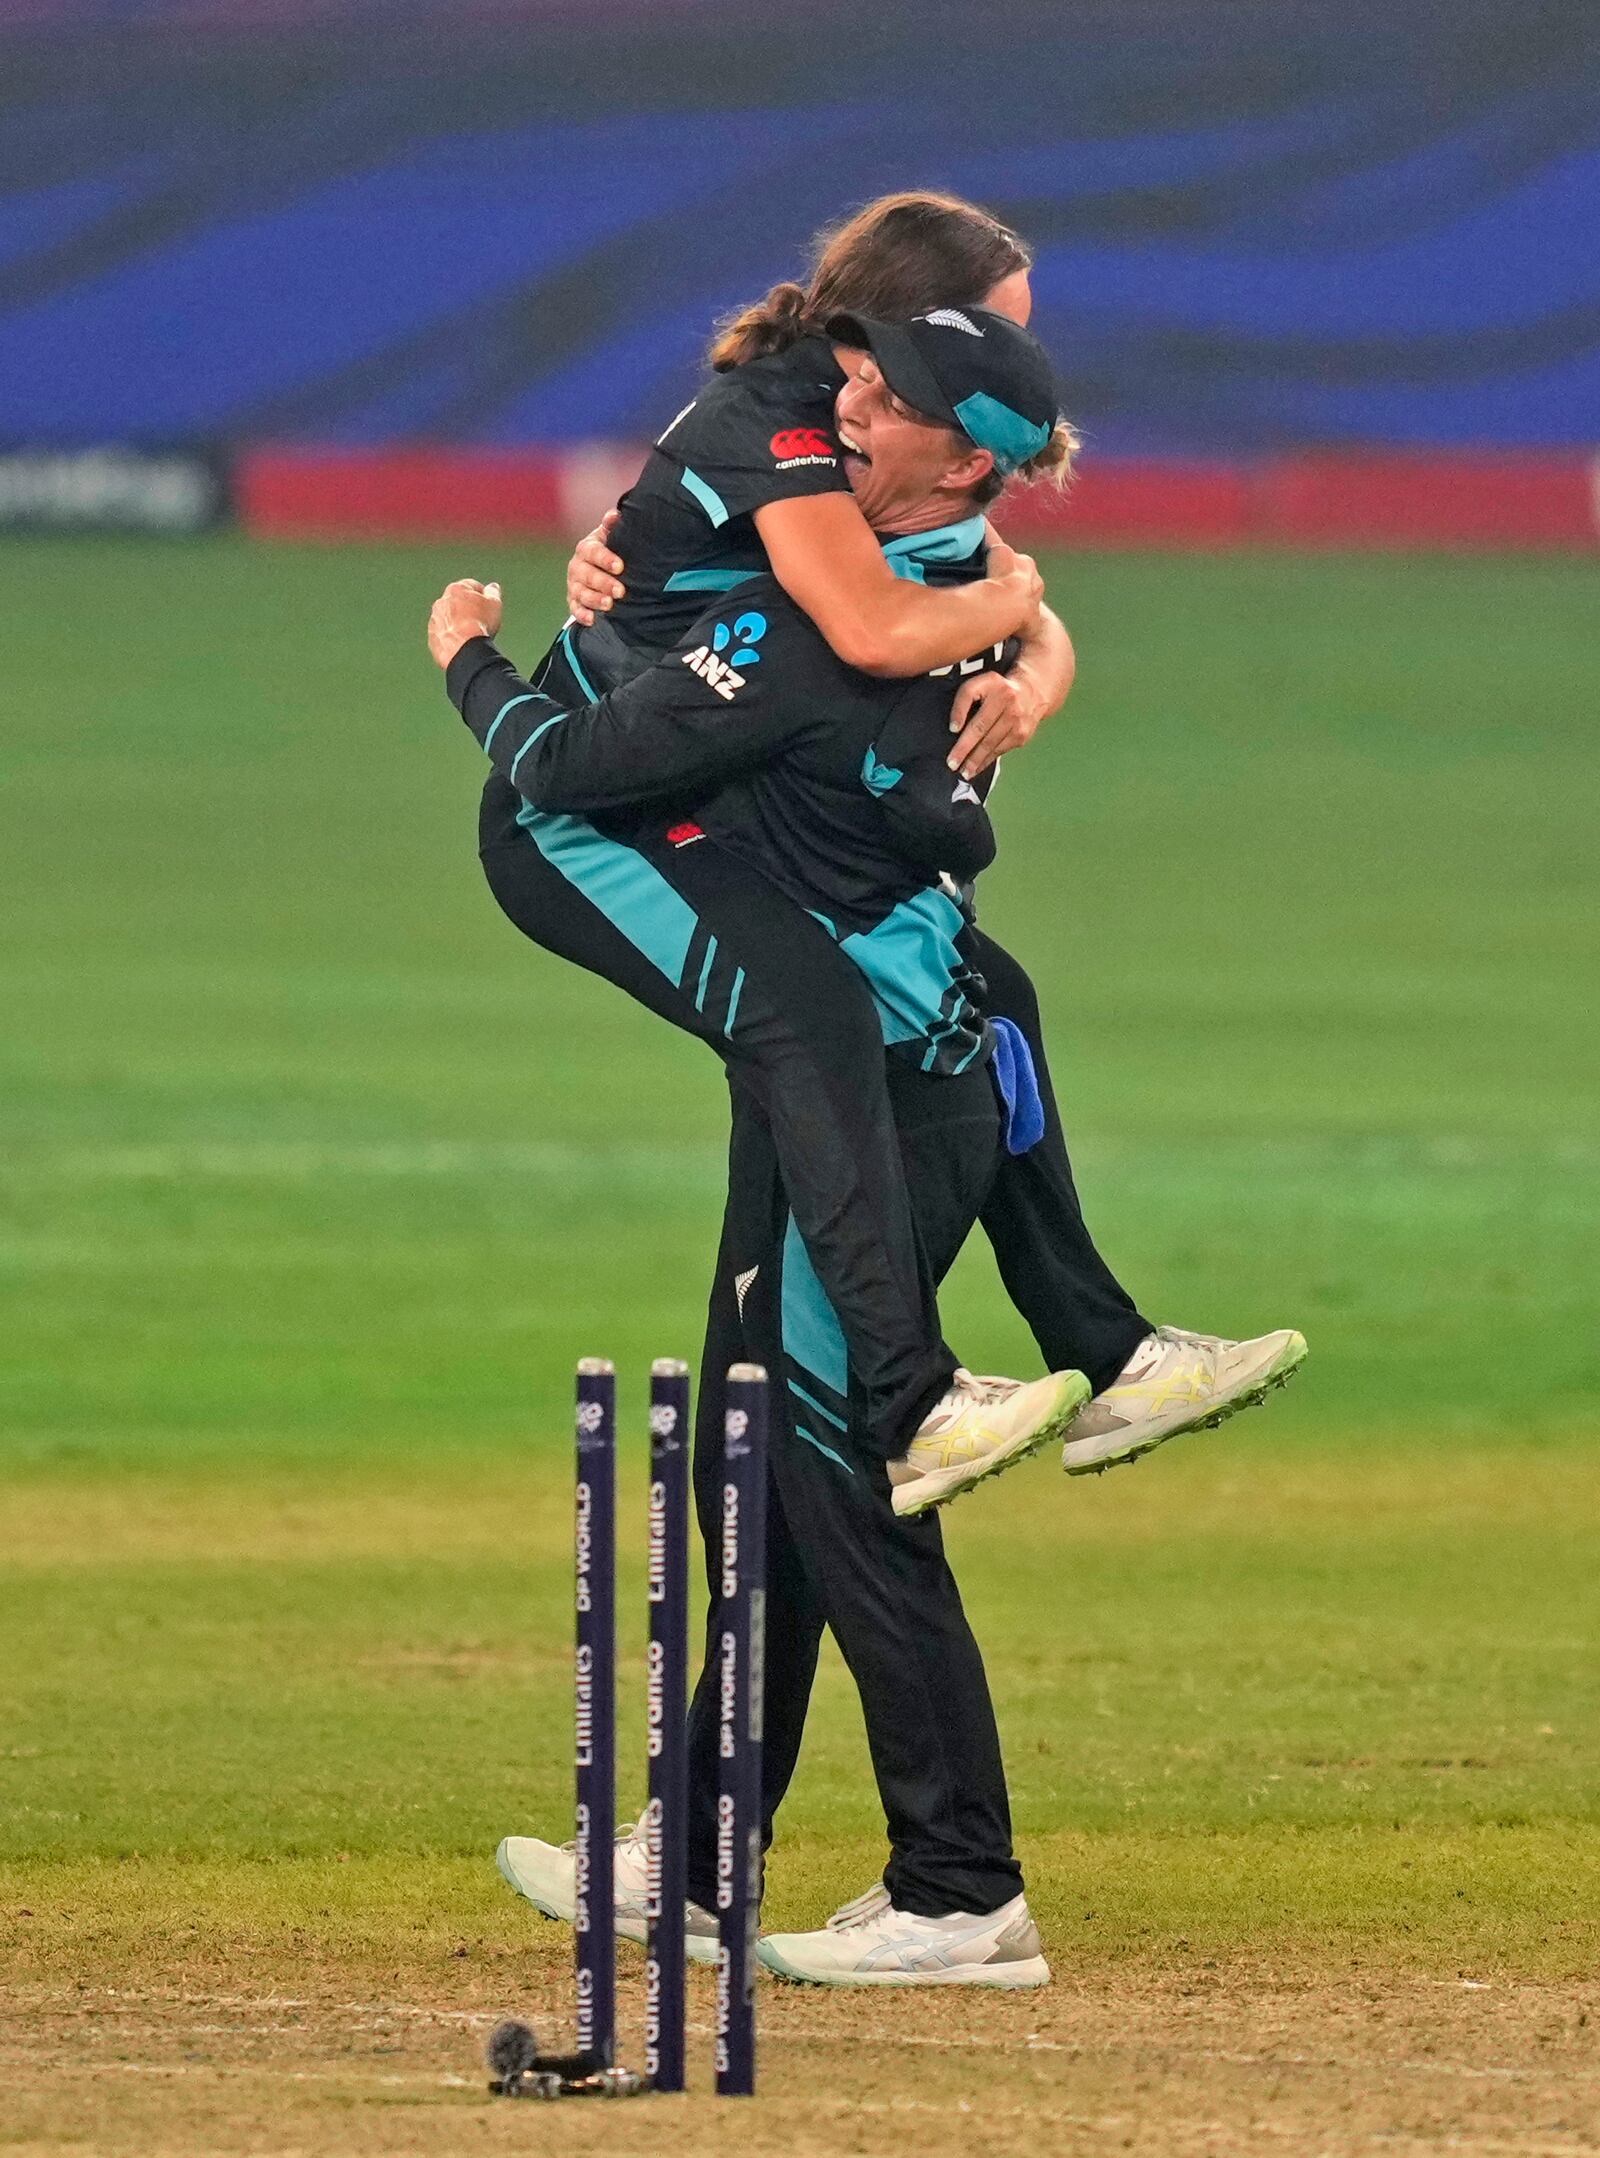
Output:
[444, 633, 503, 713]
[1004, 660, 1049, 729]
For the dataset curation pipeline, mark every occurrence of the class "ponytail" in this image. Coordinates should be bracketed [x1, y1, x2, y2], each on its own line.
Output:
[708, 280, 811, 371]
[708, 192, 1033, 375]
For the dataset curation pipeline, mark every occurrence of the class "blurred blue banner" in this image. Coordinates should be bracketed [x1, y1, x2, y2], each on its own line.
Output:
[1, 1, 1596, 450]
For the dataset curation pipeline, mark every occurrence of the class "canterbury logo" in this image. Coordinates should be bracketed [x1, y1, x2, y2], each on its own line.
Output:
[923, 308, 982, 336]
[769, 427, 835, 462]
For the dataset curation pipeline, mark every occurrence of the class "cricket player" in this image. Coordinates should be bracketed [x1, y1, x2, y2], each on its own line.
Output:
[497, 191, 1307, 1494]
[440, 307, 1068, 1984]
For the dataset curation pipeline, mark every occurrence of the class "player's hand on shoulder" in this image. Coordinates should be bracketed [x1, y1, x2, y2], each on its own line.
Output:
[427, 578, 503, 670]
[567, 510, 626, 625]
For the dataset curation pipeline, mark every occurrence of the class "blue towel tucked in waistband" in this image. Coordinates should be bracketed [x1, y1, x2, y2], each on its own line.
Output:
[989, 1016, 1046, 1156]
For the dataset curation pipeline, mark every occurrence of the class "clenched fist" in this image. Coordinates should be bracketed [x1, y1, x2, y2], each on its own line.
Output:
[428, 578, 503, 670]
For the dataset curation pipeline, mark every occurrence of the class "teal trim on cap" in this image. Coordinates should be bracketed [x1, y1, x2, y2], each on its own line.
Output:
[952, 390, 1051, 475]
[663, 566, 759, 594]
[680, 466, 730, 527]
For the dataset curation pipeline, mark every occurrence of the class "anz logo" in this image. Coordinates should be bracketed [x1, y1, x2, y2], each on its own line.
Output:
[681, 610, 768, 702]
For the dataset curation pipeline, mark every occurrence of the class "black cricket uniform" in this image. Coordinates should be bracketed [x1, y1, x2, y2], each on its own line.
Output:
[468, 513, 1027, 1465]
[455, 526, 1002, 1459]
[451, 570, 1030, 1917]
[553, 332, 1149, 1395]
[573, 333, 852, 680]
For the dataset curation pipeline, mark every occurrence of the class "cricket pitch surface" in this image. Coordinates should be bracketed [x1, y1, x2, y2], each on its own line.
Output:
[6, 1946, 1597, 2157]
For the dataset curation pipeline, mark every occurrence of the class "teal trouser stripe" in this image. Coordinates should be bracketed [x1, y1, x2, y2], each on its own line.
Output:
[780, 1215, 849, 1398]
[515, 807, 697, 983]
[694, 934, 719, 1011]
[795, 1422, 854, 1473]
[788, 1377, 848, 1433]
[724, 968, 745, 1035]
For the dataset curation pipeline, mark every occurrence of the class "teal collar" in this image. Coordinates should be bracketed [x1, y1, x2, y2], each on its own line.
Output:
[879, 514, 987, 583]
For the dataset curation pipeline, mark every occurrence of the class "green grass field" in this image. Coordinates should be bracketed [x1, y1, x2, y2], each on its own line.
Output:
[2, 538, 1597, 2156]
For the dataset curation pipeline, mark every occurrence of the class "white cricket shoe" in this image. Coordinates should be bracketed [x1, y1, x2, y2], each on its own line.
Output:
[890, 1368, 1090, 1517]
[495, 1823, 720, 1965]
[759, 1889, 1050, 1988]
[1060, 1325, 1307, 1475]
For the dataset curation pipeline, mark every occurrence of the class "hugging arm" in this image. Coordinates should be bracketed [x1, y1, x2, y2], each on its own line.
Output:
[445, 625, 804, 817]
[753, 496, 1041, 679]
[946, 595, 1075, 777]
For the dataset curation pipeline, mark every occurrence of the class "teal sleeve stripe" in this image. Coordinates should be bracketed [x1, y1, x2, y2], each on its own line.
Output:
[559, 625, 600, 701]
[795, 1423, 855, 1474]
[680, 467, 731, 528]
[484, 692, 539, 755]
[788, 1378, 848, 1433]
[663, 567, 759, 594]
[508, 710, 571, 781]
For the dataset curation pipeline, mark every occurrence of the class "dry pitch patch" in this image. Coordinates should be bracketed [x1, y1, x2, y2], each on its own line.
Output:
[5, 1857, 1599, 2158]
[5, 1955, 1598, 2157]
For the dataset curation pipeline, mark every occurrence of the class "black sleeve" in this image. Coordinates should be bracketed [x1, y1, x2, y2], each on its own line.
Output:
[444, 600, 827, 816]
[860, 687, 997, 884]
[656, 364, 849, 526]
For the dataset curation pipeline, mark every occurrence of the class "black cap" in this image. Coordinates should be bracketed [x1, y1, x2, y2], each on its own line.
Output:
[825, 305, 1060, 475]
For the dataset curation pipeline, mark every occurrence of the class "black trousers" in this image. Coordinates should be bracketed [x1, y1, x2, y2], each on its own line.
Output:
[481, 779, 955, 1457]
[479, 780, 1150, 1438]
[683, 1059, 1022, 1919]
[965, 931, 1150, 1390]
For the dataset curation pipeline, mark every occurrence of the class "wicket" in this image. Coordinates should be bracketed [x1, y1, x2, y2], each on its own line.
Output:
[644, 1356, 690, 2092]
[565, 1355, 768, 2097]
